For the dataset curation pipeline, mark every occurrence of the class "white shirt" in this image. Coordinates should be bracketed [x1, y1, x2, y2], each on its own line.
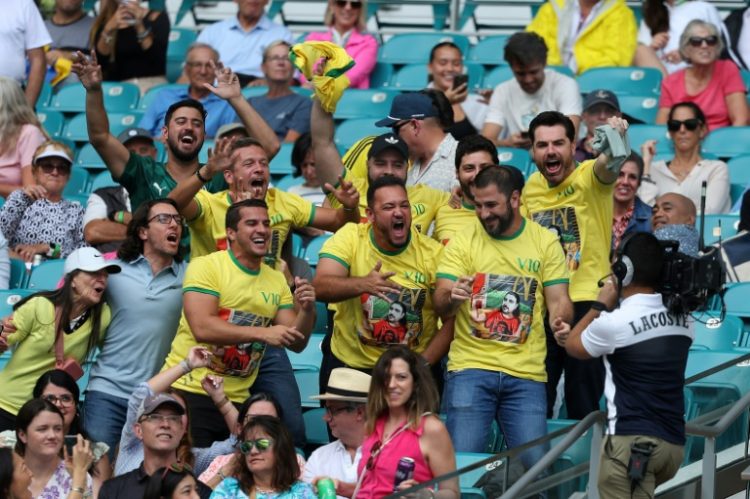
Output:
[82, 190, 133, 228]
[0, 0, 51, 82]
[484, 70, 582, 138]
[303, 440, 361, 499]
[406, 133, 459, 192]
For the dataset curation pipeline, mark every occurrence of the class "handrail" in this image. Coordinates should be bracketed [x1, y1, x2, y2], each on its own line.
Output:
[684, 351, 750, 385]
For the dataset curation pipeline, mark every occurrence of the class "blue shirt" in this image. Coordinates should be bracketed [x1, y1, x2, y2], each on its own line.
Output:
[211, 478, 315, 499]
[249, 93, 311, 140]
[196, 15, 293, 77]
[87, 255, 187, 400]
[138, 87, 238, 138]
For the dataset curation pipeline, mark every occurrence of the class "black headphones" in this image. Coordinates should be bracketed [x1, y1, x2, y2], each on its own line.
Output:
[611, 232, 638, 287]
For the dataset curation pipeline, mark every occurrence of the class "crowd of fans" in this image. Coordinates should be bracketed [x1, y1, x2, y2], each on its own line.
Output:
[1, 0, 750, 498]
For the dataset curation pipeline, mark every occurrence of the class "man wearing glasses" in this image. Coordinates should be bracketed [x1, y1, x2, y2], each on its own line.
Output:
[139, 43, 240, 139]
[99, 393, 212, 498]
[83, 199, 188, 458]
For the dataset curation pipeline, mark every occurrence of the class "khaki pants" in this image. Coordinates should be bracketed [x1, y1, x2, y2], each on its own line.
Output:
[598, 434, 684, 499]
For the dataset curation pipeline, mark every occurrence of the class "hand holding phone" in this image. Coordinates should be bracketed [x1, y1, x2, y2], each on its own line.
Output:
[452, 74, 469, 90]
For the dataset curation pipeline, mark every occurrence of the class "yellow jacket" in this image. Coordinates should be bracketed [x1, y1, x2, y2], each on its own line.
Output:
[527, 0, 637, 74]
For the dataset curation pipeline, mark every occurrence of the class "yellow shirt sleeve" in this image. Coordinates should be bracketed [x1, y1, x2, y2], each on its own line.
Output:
[183, 255, 220, 297]
[319, 223, 357, 269]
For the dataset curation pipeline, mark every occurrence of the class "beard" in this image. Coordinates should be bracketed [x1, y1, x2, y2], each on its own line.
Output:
[167, 135, 202, 163]
[479, 199, 514, 238]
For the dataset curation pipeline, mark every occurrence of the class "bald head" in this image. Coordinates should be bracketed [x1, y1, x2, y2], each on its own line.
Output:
[651, 193, 696, 230]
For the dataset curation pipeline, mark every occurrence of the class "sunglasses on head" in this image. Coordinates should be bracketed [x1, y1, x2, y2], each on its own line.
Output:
[239, 438, 273, 454]
[687, 35, 718, 47]
[666, 118, 702, 132]
[335, 0, 362, 7]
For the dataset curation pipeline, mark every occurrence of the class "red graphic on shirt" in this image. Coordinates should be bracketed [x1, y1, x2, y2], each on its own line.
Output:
[208, 308, 272, 377]
[469, 273, 537, 343]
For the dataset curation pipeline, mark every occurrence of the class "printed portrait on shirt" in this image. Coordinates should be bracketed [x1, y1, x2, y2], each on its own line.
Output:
[469, 273, 537, 343]
[208, 308, 271, 377]
[359, 289, 427, 348]
[531, 207, 581, 271]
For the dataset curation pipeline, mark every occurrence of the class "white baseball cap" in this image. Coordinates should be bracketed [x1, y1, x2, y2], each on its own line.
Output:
[64, 247, 122, 275]
[33, 143, 73, 165]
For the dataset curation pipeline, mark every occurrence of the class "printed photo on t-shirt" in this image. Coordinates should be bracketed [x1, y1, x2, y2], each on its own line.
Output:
[359, 289, 427, 348]
[208, 308, 271, 377]
[531, 207, 581, 271]
[470, 273, 537, 343]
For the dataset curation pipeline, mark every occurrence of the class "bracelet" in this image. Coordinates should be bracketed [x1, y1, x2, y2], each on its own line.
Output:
[195, 168, 210, 183]
[103, 33, 113, 44]
[215, 396, 231, 409]
[116, 211, 125, 224]
[217, 468, 228, 481]
[136, 27, 152, 42]
[342, 207, 356, 213]
[47, 243, 61, 259]
[179, 359, 191, 375]
[71, 487, 86, 495]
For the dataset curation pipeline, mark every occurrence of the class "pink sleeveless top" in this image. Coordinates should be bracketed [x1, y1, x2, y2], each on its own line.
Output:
[356, 415, 433, 499]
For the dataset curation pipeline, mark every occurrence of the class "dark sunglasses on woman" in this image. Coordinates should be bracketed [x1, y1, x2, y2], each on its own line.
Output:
[687, 36, 718, 47]
[666, 118, 702, 132]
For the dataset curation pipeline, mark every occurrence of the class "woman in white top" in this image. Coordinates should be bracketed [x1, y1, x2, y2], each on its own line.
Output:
[638, 101, 731, 214]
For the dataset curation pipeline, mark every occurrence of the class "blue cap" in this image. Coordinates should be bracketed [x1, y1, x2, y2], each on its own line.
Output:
[375, 93, 438, 127]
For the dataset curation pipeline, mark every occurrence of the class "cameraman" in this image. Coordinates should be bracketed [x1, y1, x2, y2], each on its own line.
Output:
[554, 232, 693, 498]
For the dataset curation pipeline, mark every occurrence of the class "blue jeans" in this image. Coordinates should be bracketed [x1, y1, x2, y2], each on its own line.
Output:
[83, 390, 129, 460]
[445, 369, 549, 470]
[253, 345, 306, 447]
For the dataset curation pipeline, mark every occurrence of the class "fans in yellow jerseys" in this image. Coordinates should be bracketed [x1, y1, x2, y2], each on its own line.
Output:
[521, 110, 630, 420]
[434, 166, 572, 469]
[312, 176, 454, 391]
[162, 199, 316, 446]
[310, 98, 450, 234]
[168, 136, 360, 261]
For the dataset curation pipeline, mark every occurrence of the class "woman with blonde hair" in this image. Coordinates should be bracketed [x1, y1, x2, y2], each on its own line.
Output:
[0, 77, 47, 198]
[304, 0, 377, 89]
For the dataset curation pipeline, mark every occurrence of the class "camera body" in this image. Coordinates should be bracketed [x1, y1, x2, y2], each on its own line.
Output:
[658, 240, 724, 315]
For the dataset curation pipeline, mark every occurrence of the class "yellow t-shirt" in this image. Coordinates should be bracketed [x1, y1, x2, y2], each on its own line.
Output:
[189, 188, 315, 263]
[327, 177, 450, 235]
[437, 218, 569, 382]
[432, 201, 480, 245]
[320, 223, 443, 368]
[0, 297, 111, 415]
[163, 250, 293, 402]
[521, 160, 613, 302]
[341, 135, 376, 181]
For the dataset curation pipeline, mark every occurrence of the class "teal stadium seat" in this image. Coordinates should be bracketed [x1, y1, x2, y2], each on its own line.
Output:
[303, 408, 330, 445]
[369, 62, 394, 88]
[75, 144, 106, 171]
[496, 148, 531, 176]
[617, 95, 659, 124]
[468, 35, 510, 66]
[727, 155, 750, 205]
[36, 82, 53, 111]
[140, 83, 188, 110]
[454, 452, 500, 498]
[691, 314, 743, 351]
[90, 171, 118, 191]
[167, 28, 198, 82]
[335, 119, 383, 151]
[0, 289, 34, 316]
[303, 235, 332, 267]
[287, 333, 324, 371]
[37, 110, 65, 138]
[576, 67, 662, 96]
[273, 174, 303, 193]
[483, 66, 513, 89]
[626, 124, 671, 153]
[63, 113, 142, 143]
[270, 143, 294, 178]
[702, 127, 750, 159]
[333, 90, 396, 121]
[198, 140, 213, 164]
[63, 168, 91, 198]
[547, 419, 592, 496]
[242, 86, 269, 99]
[378, 34, 471, 66]
[391, 64, 485, 92]
[9, 259, 27, 289]
[313, 302, 329, 336]
[724, 283, 750, 323]
[702, 214, 740, 245]
[295, 369, 320, 408]
[50, 83, 140, 113]
[27, 259, 67, 291]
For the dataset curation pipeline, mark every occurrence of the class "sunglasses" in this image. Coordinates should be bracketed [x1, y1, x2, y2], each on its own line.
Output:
[391, 120, 412, 134]
[666, 118, 702, 132]
[335, 0, 362, 7]
[365, 440, 383, 470]
[161, 462, 193, 480]
[37, 163, 71, 175]
[239, 438, 273, 454]
[148, 213, 185, 225]
[687, 35, 718, 47]
[42, 394, 75, 407]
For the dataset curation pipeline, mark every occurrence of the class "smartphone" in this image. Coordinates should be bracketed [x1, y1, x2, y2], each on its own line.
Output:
[452, 73, 469, 90]
[64, 435, 78, 455]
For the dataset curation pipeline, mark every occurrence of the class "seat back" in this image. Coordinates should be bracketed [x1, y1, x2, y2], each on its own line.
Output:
[577, 67, 662, 95]
[379, 34, 471, 65]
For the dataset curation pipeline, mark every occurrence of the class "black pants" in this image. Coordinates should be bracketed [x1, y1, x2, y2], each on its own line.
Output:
[175, 390, 240, 448]
[545, 300, 605, 419]
[0, 407, 16, 432]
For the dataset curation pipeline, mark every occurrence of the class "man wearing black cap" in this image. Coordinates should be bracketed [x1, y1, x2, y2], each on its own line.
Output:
[99, 393, 211, 498]
[576, 89, 623, 162]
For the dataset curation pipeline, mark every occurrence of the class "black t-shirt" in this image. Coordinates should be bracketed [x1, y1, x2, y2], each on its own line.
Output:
[98, 463, 212, 499]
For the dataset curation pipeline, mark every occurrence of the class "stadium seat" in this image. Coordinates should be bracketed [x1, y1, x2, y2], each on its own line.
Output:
[273, 174, 303, 193]
[483, 66, 513, 89]
[626, 124, 671, 152]
[334, 118, 383, 151]
[547, 419, 591, 496]
[691, 314, 743, 351]
[454, 452, 500, 498]
[378, 34, 471, 66]
[37, 82, 53, 111]
[287, 333, 324, 371]
[270, 143, 294, 177]
[90, 170, 118, 192]
[37, 110, 65, 138]
[702, 214, 740, 245]
[75, 144, 107, 171]
[548, 65, 575, 78]
[702, 127, 750, 159]
[391, 65, 429, 91]
[63, 168, 91, 198]
[302, 408, 330, 445]
[724, 283, 750, 323]
[497, 147, 531, 175]
[295, 369, 321, 408]
[303, 235, 332, 267]
[468, 35, 509, 65]
[333, 90, 396, 121]
[726, 155, 750, 205]
[741, 69, 750, 92]
[9, 259, 27, 289]
[369, 62, 394, 88]
[617, 95, 659, 124]
[27, 259, 66, 291]
[198, 140, 214, 164]
[49, 83, 140, 113]
[63, 113, 142, 143]
[576, 67, 662, 96]
[139, 83, 188, 110]
[242, 86, 269, 99]
[167, 28, 198, 82]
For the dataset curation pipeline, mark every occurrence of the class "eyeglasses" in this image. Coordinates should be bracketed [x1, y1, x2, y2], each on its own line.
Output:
[140, 414, 183, 424]
[325, 405, 355, 417]
[687, 35, 718, 47]
[335, 0, 362, 8]
[239, 438, 273, 454]
[666, 118, 702, 132]
[185, 61, 214, 70]
[264, 55, 289, 63]
[148, 214, 185, 225]
[391, 120, 411, 134]
[42, 394, 75, 407]
[365, 440, 382, 470]
[37, 163, 71, 175]
[161, 462, 193, 480]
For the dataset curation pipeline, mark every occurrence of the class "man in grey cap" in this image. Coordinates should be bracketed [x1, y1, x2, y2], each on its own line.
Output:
[303, 368, 371, 498]
[575, 89, 622, 162]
